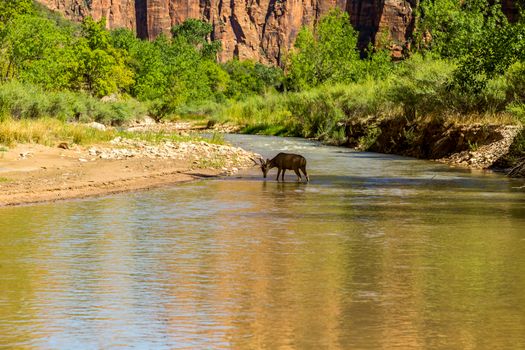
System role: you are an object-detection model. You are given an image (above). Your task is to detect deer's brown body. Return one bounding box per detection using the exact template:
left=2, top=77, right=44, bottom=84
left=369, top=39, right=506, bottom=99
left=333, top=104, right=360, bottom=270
left=257, top=152, right=309, bottom=182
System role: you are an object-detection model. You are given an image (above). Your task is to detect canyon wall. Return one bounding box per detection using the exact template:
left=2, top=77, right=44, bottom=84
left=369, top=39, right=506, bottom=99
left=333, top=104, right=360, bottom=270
left=37, top=0, right=518, bottom=64
left=37, top=0, right=137, bottom=30
left=36, top=0, right=417, bottom=63
left=34, top=0, right=520, bottom=64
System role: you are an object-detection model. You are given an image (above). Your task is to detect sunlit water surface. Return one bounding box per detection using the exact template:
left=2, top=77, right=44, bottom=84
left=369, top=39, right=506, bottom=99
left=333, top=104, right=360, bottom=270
left=1, top=135, right=524, bottom=349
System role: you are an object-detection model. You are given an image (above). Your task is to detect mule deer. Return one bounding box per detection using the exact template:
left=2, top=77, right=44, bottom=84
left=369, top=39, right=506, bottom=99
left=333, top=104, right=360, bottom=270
left=254, top=153, right=309, bottom=182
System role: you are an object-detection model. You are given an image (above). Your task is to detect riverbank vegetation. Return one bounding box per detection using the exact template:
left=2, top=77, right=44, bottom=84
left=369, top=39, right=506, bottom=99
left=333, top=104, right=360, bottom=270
left=214, top=3, right=525, bottom=145
left=0, top=0, right=524, bottom=160
left=0, top=118, right=114, bottom=146
left=213, top=54, right=523, bottom=144
left=0, top=0, right=282, bottom=125
left=0, top=117, right=225, bottom=148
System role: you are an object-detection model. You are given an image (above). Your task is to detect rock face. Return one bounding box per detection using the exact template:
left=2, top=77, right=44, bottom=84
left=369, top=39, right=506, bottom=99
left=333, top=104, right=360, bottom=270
left=36, top=0, right=417, bottom=64
left=347, top=0, right=417, bottom=58
left=36, top=0, right=518, bottom=64
left=37, top=0, right=137, bottom=30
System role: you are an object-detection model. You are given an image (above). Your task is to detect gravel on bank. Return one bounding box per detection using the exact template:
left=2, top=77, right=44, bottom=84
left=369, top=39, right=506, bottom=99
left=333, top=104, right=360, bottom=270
left=0, top=136, right=261, bottom=207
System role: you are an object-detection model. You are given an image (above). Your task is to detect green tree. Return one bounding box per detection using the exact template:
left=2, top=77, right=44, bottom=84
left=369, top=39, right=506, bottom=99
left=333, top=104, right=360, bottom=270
left=82, top=16, right=110, bottom=50
left=75, top=17, right=133, bottom=96
left=222, top=59, right=284, bottom=98
left=417, top=0, right=492, bottom=58
left=454, top=15, right=525, bottom=93
left=287, top=9, right=368, bottom=90
left=417, top=0, right=525, bottom=93
left=110, top=29, right=168, bottom=100
left=2, top=15, right=133, bottom=96
left=110, top=19, right=227, bottom=107
left=0, top=0, right=33, bottom=33
left=171, top=18, right=221, bottom=59
left=1, top=15, right=65, bottom=80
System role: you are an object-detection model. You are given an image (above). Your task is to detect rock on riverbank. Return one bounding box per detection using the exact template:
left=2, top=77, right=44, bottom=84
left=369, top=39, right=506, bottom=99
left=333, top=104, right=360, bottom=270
left=438, top=125, right=522, bottom=169
left=87, top=137, right=260, bottom=175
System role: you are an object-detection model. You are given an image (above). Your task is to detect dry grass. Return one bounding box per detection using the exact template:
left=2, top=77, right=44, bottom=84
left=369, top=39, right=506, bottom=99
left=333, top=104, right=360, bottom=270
left=0, top=118, right=116, bottom=146
left=0, top=118, right=227, bottom=148
left=435, top=112, right=521, bottom=126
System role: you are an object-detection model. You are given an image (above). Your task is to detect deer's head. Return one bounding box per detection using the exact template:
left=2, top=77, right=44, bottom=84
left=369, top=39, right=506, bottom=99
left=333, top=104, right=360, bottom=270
left=252, top=157, right=271, bottom=178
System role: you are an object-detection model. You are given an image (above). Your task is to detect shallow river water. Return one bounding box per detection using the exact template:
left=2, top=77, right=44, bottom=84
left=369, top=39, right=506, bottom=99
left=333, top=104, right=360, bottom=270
left=1, top=134, right=525, bottom=349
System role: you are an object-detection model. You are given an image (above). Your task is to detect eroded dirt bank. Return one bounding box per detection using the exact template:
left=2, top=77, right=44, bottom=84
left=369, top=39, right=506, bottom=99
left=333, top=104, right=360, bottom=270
left=0, top=138, right=260, bottom=207
left=343, top=117, right=524, bottom=172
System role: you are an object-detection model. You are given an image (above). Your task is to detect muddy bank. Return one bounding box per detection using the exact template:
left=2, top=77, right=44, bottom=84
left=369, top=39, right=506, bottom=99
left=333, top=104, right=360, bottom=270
left=343, top=116, right=524, bottom=173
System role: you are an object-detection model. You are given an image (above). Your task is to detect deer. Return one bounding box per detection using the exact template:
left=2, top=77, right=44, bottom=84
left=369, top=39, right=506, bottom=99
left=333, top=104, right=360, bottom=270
left=253, top=153, right=309, bottom=182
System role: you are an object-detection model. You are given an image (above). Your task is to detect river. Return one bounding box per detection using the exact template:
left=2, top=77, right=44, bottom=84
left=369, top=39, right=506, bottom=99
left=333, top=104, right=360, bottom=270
left=1, top=134, right=524, bottom=349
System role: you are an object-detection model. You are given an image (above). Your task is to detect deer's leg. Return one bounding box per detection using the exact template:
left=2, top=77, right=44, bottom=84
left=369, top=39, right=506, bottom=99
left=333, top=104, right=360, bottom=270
left=276, top=168, right=281, bottom=181
left=294, top=169, right=302, bottom=181
left=301, top=166, right=309, bottom=182
left=281, top=169, right=286, bottom=181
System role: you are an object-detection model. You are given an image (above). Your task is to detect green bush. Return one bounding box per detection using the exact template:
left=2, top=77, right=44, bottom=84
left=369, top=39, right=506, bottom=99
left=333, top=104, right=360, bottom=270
left=0, top=81, right=146, bottom=124
left=504, top=61, right=525, bottom=102
left=387, top=55, right=455, bottom=119
left=507, top=103, right=525, bottom=124
left=222, top=59, right=284, bottom=98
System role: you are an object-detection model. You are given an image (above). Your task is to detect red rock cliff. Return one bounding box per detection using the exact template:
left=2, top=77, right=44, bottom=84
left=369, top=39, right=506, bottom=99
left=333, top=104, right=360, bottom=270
left=35, top=0, right=417, bottom=63
left=37, top=0, right=137, bottom=30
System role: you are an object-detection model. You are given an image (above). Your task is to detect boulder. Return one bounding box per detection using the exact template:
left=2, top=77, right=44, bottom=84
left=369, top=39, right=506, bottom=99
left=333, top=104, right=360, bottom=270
left=88, top=122, right=106, bottom=131
left=100, top=94, right=118, bottom=102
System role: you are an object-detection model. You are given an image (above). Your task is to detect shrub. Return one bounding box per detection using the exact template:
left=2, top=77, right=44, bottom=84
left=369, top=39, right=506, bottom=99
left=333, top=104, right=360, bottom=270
left=0, top=117, right=115, bottom=146
left=387, top=55, right=456, bottom=119
left=0, top=81, right=146, bottom=124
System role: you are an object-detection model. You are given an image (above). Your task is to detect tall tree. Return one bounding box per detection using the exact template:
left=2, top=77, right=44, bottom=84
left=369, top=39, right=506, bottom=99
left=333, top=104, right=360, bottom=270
left=287, top=9, right=369, bottom=90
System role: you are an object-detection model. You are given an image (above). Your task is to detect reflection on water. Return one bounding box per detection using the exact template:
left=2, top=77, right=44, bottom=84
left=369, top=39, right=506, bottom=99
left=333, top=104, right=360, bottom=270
left=1, top=135, right=524, bottom=349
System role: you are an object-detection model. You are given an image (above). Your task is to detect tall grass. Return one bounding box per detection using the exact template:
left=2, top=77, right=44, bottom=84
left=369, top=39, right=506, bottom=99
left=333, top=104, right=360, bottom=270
left=0, top=118, right=227, bottom=147
left=0, top=118, right=117, bottom=146
left=213, top=81, right=396, bottom=144
left=0, top=81, right=147, bottom=125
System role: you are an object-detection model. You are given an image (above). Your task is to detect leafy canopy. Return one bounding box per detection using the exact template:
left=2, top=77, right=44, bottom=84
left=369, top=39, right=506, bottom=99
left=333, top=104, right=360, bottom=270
left=287, top=9, right=392, bottom=90
left=418, top=0, right=525, bottom=93
left=0, top=0, right=34, bottom=32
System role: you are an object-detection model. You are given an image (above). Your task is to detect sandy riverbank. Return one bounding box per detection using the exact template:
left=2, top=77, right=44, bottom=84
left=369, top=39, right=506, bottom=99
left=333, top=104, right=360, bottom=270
left=0, top=139, right=259, bottom=207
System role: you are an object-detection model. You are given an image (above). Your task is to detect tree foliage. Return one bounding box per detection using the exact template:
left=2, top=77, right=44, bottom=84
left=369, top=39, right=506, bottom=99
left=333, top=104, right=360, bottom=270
left=418, top=0, right=525, bottom=93
left=222, top=60, right=284, bottom=98
left=287, top=9, right=361, bottom=89
left=287, top=9, right=392, bottom=90
left=2, top=0, right=525, bottom=124
left=0, top=0, right=34, bottom=33
left=171, top=19, right=221, bottom=59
